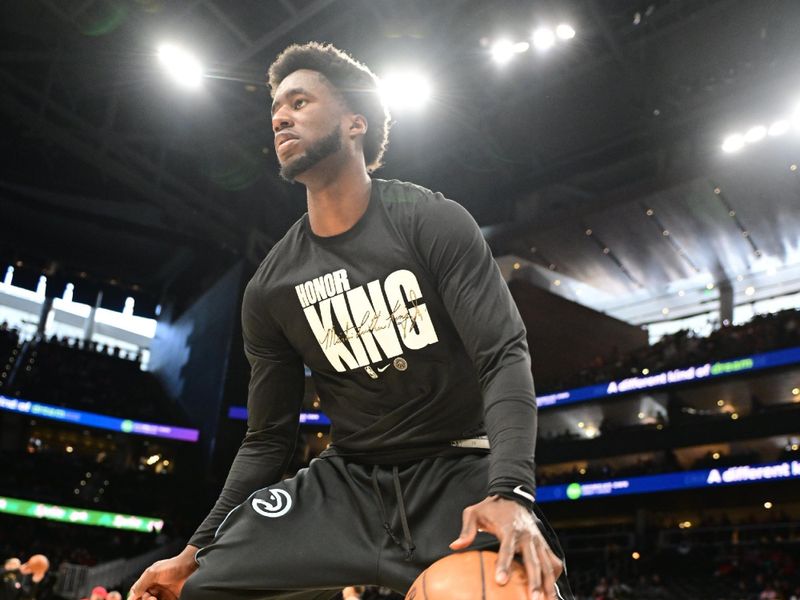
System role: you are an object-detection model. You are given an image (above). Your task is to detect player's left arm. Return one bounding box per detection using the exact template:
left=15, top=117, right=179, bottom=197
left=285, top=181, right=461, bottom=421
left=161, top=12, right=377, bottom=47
left=411, top=194, right=562, bottom=599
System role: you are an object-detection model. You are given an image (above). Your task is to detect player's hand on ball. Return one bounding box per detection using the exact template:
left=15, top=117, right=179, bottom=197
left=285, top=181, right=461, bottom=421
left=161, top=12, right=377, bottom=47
left=449, top=496, right=563, bottom=600
left=129, top=546, right=199, bottom=600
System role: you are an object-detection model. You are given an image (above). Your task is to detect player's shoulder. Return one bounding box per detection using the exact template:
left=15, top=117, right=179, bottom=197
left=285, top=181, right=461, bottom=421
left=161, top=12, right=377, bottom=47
left=247, top=215, right=306, bottom=294
left=374, top=178, right=468, bottom=222
left=374, top=177, right=438, bottom=205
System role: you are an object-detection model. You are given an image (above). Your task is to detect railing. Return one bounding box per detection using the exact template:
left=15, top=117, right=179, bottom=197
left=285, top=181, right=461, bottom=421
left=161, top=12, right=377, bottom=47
left=55, top=540, right=183, bottom=600
left=657, top=521, right=800, bottom=549
left=560, top=531, right=635, bottom=555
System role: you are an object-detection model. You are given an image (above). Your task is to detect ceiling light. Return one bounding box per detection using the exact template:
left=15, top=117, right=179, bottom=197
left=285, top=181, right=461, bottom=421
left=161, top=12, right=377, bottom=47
left=491, top=39, right=516, bottom=64
left=157, top=43, right=203, bottom=89
left=745, top=286, right=755, bottom=296
left=555, top=24, right=576, bottom=40
left=721, top=134, right=744, bottom=153
left=378, top=71, right=432, bottom=110
left=744, top=126, right=767, bottom=143
left=768, top=120, right=790, bottom=136
left=532, top=28, right=556, bottom=51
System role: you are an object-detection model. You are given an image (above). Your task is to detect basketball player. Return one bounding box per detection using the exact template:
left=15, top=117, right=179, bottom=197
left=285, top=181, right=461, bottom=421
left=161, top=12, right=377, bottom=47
left=130, top=42, right=572, bottom=600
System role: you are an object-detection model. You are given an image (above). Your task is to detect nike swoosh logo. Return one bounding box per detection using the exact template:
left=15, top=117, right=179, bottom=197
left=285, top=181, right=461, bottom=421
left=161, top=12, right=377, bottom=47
left=513, top=485, right=535, bottom=504
left=376, top=364, right=391, bottom=372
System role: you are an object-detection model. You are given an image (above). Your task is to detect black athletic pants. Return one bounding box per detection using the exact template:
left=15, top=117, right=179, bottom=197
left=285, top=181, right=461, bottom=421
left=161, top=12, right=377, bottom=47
left=182, top=454, right=573, bottom=599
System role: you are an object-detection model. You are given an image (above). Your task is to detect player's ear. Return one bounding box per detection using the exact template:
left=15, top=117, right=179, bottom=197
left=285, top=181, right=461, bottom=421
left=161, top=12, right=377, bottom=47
left=349, top=114, right=368, bottom=138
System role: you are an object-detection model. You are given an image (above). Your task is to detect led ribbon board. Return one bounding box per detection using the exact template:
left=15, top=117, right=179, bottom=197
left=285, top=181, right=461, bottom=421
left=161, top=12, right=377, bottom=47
left=0, top=496, right=164, bottom=532
left=535, top=460, right=800, bottom=503
left=536, top=345, right=800, bottom=409
left=228, top=406, right=331, bottom=425
left=0, top=395, right=199, bottom=442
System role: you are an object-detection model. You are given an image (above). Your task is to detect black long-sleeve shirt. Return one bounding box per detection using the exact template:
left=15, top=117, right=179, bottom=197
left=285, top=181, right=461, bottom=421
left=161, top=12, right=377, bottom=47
left=189, top=179, right=538, bottom=548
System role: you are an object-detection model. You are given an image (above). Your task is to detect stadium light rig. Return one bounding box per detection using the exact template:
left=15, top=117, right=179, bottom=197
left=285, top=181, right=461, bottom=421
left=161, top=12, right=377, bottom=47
left=377, top=71, right=432, bottom=111
left=532, top=27, right=556, bottom=51
left=721, top=101, right=800, bottom=153
left=157, top=43, right=204, bottom=89
left=491, top=39, right=528, bottom=65
left=488, top=23, right=576, bottom=66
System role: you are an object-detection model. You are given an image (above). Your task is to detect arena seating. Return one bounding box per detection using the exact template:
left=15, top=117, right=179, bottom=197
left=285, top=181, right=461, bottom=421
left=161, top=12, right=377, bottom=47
left=7, top=335, right=187, bottom=424
left=0, top=322, right=21, bottom=390
left=539, top=308, right=800, bottom=393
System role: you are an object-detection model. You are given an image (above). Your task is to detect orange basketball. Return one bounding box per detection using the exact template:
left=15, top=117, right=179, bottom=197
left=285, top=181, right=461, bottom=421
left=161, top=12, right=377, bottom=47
left=405, top=551, right=528, bottom=600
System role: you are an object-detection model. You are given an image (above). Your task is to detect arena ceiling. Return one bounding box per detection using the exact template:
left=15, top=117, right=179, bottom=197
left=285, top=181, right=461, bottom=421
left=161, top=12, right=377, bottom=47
left=1, top=0, right=799, bottom=322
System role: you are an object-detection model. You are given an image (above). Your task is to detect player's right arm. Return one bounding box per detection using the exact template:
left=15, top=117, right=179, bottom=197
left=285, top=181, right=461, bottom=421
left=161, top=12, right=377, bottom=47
left=130, top=279, right=305, bottom=600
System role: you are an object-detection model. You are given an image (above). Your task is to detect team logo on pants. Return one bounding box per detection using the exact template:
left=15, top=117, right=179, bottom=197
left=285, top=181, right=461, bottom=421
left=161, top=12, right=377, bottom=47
left=251, top=489, right=292, bottom=518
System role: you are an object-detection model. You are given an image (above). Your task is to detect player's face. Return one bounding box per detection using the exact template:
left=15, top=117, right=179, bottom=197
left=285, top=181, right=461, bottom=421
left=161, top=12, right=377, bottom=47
left=271, top=69, right=346, bottom=182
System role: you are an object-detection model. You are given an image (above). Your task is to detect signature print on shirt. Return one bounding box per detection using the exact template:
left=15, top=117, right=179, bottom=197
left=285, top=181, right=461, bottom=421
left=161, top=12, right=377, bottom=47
left=295, top=268, right=439, bottom=373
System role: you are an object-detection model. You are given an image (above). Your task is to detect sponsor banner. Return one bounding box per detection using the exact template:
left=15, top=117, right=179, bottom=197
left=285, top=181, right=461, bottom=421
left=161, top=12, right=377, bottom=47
left=0, top=395, right=199, bottom=442
left=536, top=345, right=800, bottom=409
left=536, top=460, right=800, bottom=503
left=0, top=495, right=164, bottom=532
left=227, top=406, right=331, bottom=426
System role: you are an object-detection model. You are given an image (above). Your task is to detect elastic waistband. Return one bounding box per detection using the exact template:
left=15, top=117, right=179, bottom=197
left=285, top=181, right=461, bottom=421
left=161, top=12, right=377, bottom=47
left=320, top=437, right=491, bottom=465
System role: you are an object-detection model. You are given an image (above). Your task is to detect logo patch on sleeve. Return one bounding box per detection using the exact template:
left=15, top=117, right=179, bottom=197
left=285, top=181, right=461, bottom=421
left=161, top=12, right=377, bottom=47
left=252, top=488, right=293, bottom=518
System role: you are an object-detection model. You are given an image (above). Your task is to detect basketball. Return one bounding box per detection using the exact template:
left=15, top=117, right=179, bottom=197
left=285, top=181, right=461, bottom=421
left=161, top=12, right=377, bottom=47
left=405, top=551, right=529, bottom=600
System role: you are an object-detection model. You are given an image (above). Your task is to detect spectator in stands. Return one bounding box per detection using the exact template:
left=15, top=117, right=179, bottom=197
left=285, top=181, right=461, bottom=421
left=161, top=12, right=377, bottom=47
left=1, top=558, right=23, bottom=600
left=592, top=576, right=609, bottom=599
left=2, top=559, right=20, bottom=572
left=759, top=580, right=779, bottom=599
left=18, top=554, right=53, bottom=600
left=342, top=586, right=363, bottom=599
left=89, top=586, right=107, bottom=600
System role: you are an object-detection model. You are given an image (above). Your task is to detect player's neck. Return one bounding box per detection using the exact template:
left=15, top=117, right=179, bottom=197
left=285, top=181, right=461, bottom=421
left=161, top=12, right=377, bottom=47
left=304, top=159, right=371, bottom=238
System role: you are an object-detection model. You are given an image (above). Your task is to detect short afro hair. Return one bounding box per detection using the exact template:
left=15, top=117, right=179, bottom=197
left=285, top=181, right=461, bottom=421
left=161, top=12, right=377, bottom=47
left=268, top=42, right=391, bottom=172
